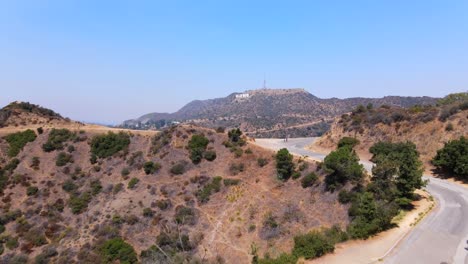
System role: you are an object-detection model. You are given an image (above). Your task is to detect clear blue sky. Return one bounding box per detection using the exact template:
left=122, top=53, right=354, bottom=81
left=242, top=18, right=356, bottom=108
left=1, top=1, right=467, bottom=124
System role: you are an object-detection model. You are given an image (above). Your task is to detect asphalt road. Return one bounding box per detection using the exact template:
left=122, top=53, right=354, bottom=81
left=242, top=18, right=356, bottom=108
left=254, top=137, right=468, bottom=264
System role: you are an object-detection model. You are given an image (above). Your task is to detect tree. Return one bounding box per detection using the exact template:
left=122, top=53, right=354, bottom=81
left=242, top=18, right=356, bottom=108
left=323, top=147, right=364, bottom=190
left=432, top=136, right=467, bottom=179
left=228, top=128, right=243, bottom=143
left=188, top=134, right=209, bottom=164
left=337, top=137, right=360, bottom=149
left=370, top=141, right=425, bottom=199
left=275, top=148, right=294, bottom=181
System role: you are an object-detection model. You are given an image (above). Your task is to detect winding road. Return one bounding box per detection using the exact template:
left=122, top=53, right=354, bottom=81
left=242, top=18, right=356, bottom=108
left=254, top=137, right=468, bottom=264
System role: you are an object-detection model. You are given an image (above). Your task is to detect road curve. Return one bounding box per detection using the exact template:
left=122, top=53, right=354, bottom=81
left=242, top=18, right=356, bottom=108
left=254, top=137, right=468, bottom=264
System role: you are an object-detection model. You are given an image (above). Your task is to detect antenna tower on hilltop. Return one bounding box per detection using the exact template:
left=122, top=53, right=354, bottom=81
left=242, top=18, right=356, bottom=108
left=263, top=74, right=267, bottom=89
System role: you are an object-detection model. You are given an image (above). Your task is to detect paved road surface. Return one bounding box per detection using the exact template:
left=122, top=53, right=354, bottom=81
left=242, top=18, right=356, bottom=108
left=254, top=137, right=468, bottom=264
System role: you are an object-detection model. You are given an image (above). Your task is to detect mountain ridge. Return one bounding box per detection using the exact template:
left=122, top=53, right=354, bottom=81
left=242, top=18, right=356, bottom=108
left=122, top=89, right=438, bottom=137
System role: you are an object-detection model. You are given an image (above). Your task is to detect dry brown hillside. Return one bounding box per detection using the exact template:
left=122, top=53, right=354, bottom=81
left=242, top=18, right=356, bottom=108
left=0, top=117, right=348, bottom=263
left=315, top=99, right=468, bottom=164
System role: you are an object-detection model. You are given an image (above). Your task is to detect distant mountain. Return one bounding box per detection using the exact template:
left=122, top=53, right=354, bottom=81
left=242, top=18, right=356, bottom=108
left=122, top=89, right=438, bottom=137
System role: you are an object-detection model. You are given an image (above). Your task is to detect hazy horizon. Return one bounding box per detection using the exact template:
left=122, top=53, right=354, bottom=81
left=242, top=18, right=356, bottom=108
left=1, top=1, right=467, bottom=124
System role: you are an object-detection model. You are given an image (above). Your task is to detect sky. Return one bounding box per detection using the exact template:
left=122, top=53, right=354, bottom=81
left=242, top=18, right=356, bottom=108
left=1, top=1, right=467, bottom=124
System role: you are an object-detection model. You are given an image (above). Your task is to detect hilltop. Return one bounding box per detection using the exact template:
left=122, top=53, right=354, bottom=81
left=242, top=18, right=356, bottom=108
left=121, top=89, right=437, bottom=138
left=0, top=103, right=348, bottom=263
left=0, top=102, right=73, bottom=128
left=315, top=93, right=468, bottom=164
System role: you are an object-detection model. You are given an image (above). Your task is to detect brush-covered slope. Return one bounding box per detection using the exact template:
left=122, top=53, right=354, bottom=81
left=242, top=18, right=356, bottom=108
left=316, top=93, right=468, bottom=163
left=0, top=102, right=75, bottom=128
left=0, top=120, right=348, bottom=263
left=122, top=89, right=437, bottom=138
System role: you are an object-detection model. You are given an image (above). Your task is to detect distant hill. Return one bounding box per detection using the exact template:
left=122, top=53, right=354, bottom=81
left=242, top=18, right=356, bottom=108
left=121, top=89, right=438, bottom=137
left=315, top=92, right=468, bottom=163
left=0, top=101, right=72, bottom=128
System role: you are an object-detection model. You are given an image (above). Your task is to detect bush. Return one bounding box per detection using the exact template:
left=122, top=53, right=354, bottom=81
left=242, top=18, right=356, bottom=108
left=42, top=128, right=74, bottom=152
left=292, top=231, right=335, bottom=259
left=4, top=130, right=37, bottom=157
left=257, top=158, right=269, bottom=167
left=113, top=183, right=124, bottom=194
left=337, top=137, right=360, bottom=149
left=170, top=162, right=186, bottom=175
left=30, top=157, right=40, bottom=170
left=276, top=148, right=294, bottom=181
left=196, top=176, right=222, bottom=203
left=143, top=161, right=161, bottom=175
left=292, top=172, right=301, bottom=180
left=90, top=180, right=102, bottom=195
left=37, top=127, right=43, bottom=134
left=188, top=134, right=209, bottom=164
left=174, top=206, right=197, bottom=225
left=90, top=132, right=130, bottom=158
left=128, top=178, right=139, bottom=189
left=99, top=238, right=138, bottom=264
left=69, top=192, right=92, bottom=214
left=223, top=178, right=240, bottom=186
left=301, top=173, right=318, bottom=188
left=229, top=163, right=245, bottom=175
left=26, top=186, right=39, bottom=196
left=142, top=208, right=154, bottom=217
left=62, top=180, right=77, bottom=193
left=121, top=168, right=130, bottom=178
left=228, top=128, right=243, bottom=144
left=56, top=152, right=73, bottom=167
left=155, top=199, right=171, bottom=210
left=203, top=150, right=217, bottom=161
left=432, top=136, right=467, bottom=179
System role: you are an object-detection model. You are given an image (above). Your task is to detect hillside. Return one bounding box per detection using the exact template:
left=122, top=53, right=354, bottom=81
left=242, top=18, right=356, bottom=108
left=315, top=93, right=468, bottom=164
left=0, top=105, right=349, bottom=263
left=122, top=89, right=437, bottom=138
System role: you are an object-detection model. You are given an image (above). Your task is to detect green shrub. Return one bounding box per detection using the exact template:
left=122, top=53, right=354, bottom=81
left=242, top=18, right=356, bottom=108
left=128, top=178, right=139, bottom=189
left=188, top=134, right=209, bottom=164
left=229, top=163, right=245, bottom=175
left=155, top=199, right=171, bottom=210
left=26, top=186, right=39, bottom=196
left=4, top=130, right=37, bottom=157
left=5, top=236, right=19, bottom=249
left=42, top=128, right=74, bottom=152
left=90, top=180, right=102, bottom=195
left=121, top=168, right=130, bottom=179
left=143, top=161, right=161, bottom=175
left=223, top=178, right=241, bottom=186
left=337, top=137, right=360, bottom=149
left=197, top=176, right=222, bottom=203
left=30, top=157, right=40, bottom=170
left=174, top=206, right=197, bottom=225
left=432, top=136, right=467, bottom=178
left=292, top=231, right=335, bottom=259
left=276, top=148, right=294, bottom=181
left=113, top=183, right=124, bottom=194
left=56, top=152, right=73, bottom=167
left=37, top=127, right=44, bottom=134
left=62, top=180, right=77, bottom=193
left=301, top=173, right=318, bottom=188
left=170, top=162, right=186, bottom=175
left=99, top=238, right=138, bottom=264
left=257, top=158, right=269, bottom=167
left=203, top=150, right=217, bottom=161
left=292, top=172, right=301, bottom=180
left=90, top=132, right=130, bottom=158
left=142, top=208, right=154, bottom=217
left=228, top=128, right=244, bottom=144
left=68, top=192, right=92, bottom=214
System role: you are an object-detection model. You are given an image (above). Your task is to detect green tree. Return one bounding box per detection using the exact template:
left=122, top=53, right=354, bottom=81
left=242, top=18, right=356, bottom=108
left=275, top=148, right=294, bottom=181
left=432, top=136, right=467, bottom=179
left=370, top=141, right=425, bottom=199
left=337, top=137, right=360, bottom=149
left=90, top=132, right=130, bottom=158
left=323, top=147, right=364, bottom=190
left=99, top=238, right=138, bottom=264
left=187, top=134, right=209, bottom=164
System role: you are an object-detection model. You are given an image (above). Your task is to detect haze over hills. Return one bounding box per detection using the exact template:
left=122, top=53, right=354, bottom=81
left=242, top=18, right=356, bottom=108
left=122, top=89, right=438, bottom=138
